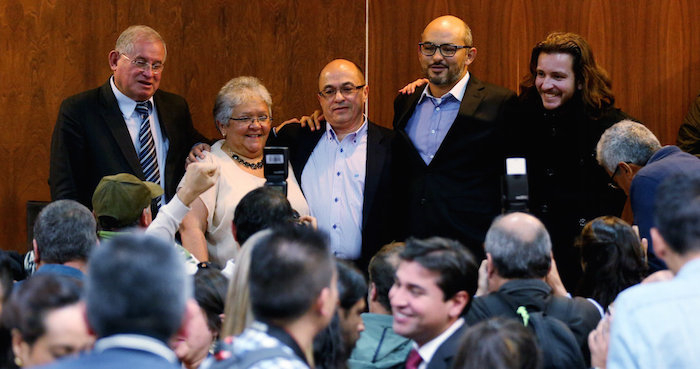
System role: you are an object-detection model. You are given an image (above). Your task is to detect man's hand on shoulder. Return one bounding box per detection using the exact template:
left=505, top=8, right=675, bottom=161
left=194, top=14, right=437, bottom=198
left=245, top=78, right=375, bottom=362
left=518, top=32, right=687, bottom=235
left=186, top=143, right=212, bottom=169
left=178, top=162, right=219, bottom=206
left=398, top=78, right=429, bottom=95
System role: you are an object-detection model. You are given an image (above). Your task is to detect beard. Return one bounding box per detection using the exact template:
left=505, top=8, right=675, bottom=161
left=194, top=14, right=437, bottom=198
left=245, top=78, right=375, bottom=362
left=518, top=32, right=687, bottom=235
left=423, top=62, right=462, bottom=87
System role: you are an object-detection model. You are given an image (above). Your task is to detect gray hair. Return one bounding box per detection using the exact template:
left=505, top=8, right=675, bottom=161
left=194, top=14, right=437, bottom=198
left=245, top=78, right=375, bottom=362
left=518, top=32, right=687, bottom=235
left=33, top=200, right=97, bottom=264
left=115, top=25, right=167, bottom=63
left=596, top=120, right=661, bottom=172
left=213, top=76, right=272, bottom=132
left=484, top=213, right=552, bottom=279
left=86, top=233, right=190, bottom=341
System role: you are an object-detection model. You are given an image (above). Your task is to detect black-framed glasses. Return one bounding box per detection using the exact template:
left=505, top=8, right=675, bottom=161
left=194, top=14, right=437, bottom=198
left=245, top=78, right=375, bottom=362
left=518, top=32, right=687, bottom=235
left=318, top=84, right=366, bottom=99
left=608, top=164, right=625, bottom=189
left=228, top=115, right=271, bottom=125
left=121, top=54, right=164, bottom=74
left=419, top=42, right=471, bottom=57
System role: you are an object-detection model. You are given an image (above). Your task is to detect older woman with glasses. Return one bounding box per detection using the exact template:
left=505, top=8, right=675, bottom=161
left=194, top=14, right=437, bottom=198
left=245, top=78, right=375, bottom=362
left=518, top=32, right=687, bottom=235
left=179, top=77, right=309, bottom=267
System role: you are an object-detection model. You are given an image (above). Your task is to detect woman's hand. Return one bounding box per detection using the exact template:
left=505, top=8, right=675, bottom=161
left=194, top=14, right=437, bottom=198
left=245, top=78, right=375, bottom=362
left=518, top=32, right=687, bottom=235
left=276, top=110, right=324, bottom=133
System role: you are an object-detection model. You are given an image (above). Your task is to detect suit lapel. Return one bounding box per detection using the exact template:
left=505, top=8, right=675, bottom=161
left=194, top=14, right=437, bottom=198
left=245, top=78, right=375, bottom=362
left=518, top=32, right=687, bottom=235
left=362, top=122, right=387, bottom=229
left=99, top=82, right=144, bottom=177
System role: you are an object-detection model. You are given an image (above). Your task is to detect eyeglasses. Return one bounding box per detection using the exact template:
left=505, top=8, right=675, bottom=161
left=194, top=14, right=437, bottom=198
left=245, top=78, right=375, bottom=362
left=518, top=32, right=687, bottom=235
left=419, top=42, right=471, bottom=57
left=318, top=84, right=365, bottom=99
left=608, top=164, right=623, bottom=189
left=121, top=54, right=164, bottom=75
left=228, top=115, right=271, bottom=125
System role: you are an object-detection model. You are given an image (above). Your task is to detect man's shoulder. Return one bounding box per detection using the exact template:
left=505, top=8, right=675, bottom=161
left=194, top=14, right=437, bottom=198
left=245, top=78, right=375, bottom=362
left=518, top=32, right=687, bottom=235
left=42, top=348, right=180, bottom=369
left=153, top=88, right=188, bottom=105
left=210, top=327, right=307, bottom=369
left=61, top=82, right=110, bottom=108
left=469, top=76, right=517, bottom=99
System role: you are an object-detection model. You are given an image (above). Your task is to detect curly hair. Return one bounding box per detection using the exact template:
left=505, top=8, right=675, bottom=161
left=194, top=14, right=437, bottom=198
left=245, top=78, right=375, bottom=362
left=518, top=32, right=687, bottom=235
left=520, top=32, right=615, bottom=118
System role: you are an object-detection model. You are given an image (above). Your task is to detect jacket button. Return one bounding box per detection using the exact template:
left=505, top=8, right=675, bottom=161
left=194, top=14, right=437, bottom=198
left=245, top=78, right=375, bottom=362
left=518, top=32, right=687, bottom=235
left=545, top=169, right=554, bottom=177
left=540, top=204, right=549, bottom=213
left=420, top=198, right=427, bottom=205
left=579, top=218, right=587, bottom=227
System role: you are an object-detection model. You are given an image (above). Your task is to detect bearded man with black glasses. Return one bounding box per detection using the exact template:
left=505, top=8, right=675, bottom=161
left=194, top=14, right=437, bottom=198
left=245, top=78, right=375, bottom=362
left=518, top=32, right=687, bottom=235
left=391, top=15, right=518, bottom=261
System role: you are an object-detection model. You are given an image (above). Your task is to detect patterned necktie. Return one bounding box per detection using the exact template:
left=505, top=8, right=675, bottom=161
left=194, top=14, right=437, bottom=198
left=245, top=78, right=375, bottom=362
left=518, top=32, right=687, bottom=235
left=405, top=348, right=422, bottom=369
left=135, top=101, right=161, bottom=207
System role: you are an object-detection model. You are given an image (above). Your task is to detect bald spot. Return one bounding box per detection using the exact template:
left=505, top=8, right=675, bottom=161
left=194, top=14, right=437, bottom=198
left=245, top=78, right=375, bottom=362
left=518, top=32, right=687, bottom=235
left=493, top=213, right=545, bottom=245
left=421, top=15, right=471, bottom=46
left=318, top=59, right=365, bottom=90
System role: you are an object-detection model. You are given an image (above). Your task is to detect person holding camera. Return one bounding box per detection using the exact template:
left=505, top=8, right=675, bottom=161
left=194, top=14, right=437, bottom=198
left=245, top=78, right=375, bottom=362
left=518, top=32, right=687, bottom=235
left=179, top=77, right=309, bottom=267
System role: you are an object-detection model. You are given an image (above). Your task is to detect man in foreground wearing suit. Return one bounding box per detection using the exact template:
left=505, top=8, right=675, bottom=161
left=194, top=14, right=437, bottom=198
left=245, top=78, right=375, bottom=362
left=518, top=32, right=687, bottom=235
left=389, top=237, right=478, bottom=369
left=269, top=59, right=393, bottom=270
left=391, top=16, right=517, bottom=260
left=50, top=25, right=207, bottom=209
left=43, top=233, right=196, bottom=369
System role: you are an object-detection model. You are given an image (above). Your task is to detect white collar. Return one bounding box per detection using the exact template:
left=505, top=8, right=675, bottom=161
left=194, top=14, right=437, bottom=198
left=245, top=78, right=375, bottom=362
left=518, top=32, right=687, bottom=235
left=94, top=334, right=178, bottom=363
left=414, top=318, right=464, bottom=364
left=110, top=76, right=155, bottom=117
left=418, top=71, right=470, bottom=104
left=324, top=116, right=368, bottom=143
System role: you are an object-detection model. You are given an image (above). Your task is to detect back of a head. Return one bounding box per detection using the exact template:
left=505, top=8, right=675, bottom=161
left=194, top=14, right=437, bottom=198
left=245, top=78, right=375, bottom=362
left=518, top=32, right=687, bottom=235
left=575, top=216, right=647, bottom=307
left=92, top=173, right=162, bottom=231
left=2, top=274, right=82, bottom=345
left=194, top=266, right=229, bottom=336
left=233, top=187, right=296, bottom=245
left=453, top=317, right=541, bottom=369
left=400, top=237, right=478, bottom=312
left=368, top=242, right=405, bottom=312
left=86, top=233, right=188, bottom=342
left=33, top=200, right=97, bottom=264
left=654, top=172, right=700, bottom=255
left=485, top=213, right=552, bottom=279
left=596, top=120, right=661, bottom=173
left=249, top=225, right=333, bottom=324
left=336, top=261, right=367, bottom=311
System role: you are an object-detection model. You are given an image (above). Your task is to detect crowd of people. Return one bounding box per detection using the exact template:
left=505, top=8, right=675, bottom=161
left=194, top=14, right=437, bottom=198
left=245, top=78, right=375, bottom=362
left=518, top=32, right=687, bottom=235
left=0, top=13, right=699, bottom=369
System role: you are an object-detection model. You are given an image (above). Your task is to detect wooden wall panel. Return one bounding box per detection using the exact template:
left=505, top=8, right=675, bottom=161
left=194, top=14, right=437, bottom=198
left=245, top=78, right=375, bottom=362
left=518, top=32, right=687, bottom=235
left=0, top=0, right=364, bottom=252
left=367, top=0, right=700, bottom=147
left=1, top=0, right=698, bottom=253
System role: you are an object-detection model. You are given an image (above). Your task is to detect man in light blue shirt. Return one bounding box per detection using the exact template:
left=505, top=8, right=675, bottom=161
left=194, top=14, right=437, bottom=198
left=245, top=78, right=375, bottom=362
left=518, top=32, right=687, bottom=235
left=607, top=172, right=700, bottom=369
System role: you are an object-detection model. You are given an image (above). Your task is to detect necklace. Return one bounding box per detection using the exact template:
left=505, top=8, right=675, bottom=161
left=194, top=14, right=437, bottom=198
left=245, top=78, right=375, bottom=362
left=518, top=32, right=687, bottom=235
left=230, top=153, right=263, bottom=169
left=222, top=144, right=264, bottom=169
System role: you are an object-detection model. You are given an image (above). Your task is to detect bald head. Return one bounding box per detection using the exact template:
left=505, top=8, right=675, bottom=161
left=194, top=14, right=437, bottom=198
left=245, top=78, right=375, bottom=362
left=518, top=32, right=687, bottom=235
left=316, top=59, right=367, bottom=135
left=485, top=212, right=552, bottom=279
left=422, top=15, right=472, bottom=47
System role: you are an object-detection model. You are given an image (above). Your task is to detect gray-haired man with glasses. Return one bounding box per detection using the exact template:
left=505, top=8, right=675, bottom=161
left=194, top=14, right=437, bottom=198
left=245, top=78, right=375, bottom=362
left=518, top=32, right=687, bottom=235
left=50, top=25, right=208, bottom=211
left=391, top=15, right=518, bottom=262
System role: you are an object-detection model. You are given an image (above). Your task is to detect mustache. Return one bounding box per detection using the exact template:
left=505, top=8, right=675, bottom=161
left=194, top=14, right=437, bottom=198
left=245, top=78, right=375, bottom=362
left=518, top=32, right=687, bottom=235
left=429, top=62, right=448, bottom=68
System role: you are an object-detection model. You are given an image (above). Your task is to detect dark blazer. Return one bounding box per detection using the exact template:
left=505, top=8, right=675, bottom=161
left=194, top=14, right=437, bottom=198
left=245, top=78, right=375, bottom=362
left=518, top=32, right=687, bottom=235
left=391, top=76, right=517, bottom=259
left=425, top=323, right=467, bottom=369
left=268, top=120, right=393, bottom=269
left=49, top=80, right=208, bottom=208
left=42, top=347, right=180, bottom=369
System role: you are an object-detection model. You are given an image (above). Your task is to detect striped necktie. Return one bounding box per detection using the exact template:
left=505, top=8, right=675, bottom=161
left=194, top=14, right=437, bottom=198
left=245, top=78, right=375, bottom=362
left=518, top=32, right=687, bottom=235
left=135, top=101, right=161, bottom=207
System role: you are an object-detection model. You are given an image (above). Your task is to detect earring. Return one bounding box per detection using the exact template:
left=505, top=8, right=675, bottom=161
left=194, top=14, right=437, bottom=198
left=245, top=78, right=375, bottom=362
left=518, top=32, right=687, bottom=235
left=14, top=356, right=23, bottom=367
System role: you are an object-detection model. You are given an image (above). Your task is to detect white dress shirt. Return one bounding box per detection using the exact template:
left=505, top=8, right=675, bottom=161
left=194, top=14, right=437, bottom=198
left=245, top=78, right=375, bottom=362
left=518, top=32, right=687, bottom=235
left=301, top=119, right=368, bottom=259
left=415, top=318, right=464, bottom=369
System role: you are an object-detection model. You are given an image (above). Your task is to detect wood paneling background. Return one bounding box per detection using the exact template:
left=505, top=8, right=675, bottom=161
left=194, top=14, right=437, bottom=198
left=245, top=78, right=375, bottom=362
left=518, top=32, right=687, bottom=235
left=1, top=0, right=698, bottom=253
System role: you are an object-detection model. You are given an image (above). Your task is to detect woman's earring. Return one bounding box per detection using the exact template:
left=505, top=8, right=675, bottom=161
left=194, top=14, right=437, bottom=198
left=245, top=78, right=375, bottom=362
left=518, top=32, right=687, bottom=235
left=14, top=356, right=23, bottom=367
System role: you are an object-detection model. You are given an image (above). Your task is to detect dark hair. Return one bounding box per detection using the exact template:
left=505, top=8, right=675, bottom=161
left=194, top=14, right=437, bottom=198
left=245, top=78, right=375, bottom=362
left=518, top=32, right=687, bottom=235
left=654, top=172, right=700, bottom=255
left=453, top=317, right=542, bottom=369
left=520, top=32, right=614, bottom=118
left=249, top=225, right=334, bottom=323
left=233, top=187, right=297, bottom=244
left=1, top=274, right=82, bottom=345
left=86, top=233, right=188, bottom=342
left=313, top=313, right=345, bottom=369
left=368, top=242, right=405, bottom=312
left=575, top=216, right=647, bottom=308
left=194, top=266, right=229, bottom=336
left=337, top=260, right=367, bottom=311
left=400, top=237, right=478, bottom=313
left=33, top=200, right=97, bottom=264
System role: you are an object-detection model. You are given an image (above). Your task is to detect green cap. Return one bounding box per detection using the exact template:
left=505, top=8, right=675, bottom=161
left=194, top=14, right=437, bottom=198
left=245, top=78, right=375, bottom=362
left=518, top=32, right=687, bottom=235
left=92, top=173, right=163, bottom=228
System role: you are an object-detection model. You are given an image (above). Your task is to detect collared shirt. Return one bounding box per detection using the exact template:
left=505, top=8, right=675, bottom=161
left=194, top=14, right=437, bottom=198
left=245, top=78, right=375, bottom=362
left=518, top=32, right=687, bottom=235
left=414, top=318, right=464, bottom=369
left=110, top=77, right=168, bottom=204
left=405, top=72, right=470, bottom=165
left=301, top=119, right=368, bottom=259
left=607, top=258, right=700, bottom=369
left=94, top=334, right=178, bottom=364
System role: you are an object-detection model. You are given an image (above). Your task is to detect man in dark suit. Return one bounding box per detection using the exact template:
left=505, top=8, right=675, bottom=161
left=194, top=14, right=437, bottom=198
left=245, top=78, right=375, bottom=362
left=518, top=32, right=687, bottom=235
left=42, top=233, right=197, bottom=369
left=392, top=16, right=517, bottom=260
left=50, top=25, right=207, bottom=210
left=269, top=59, right=393, bottom=270
left=389, top=237, right=478, bottom=369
